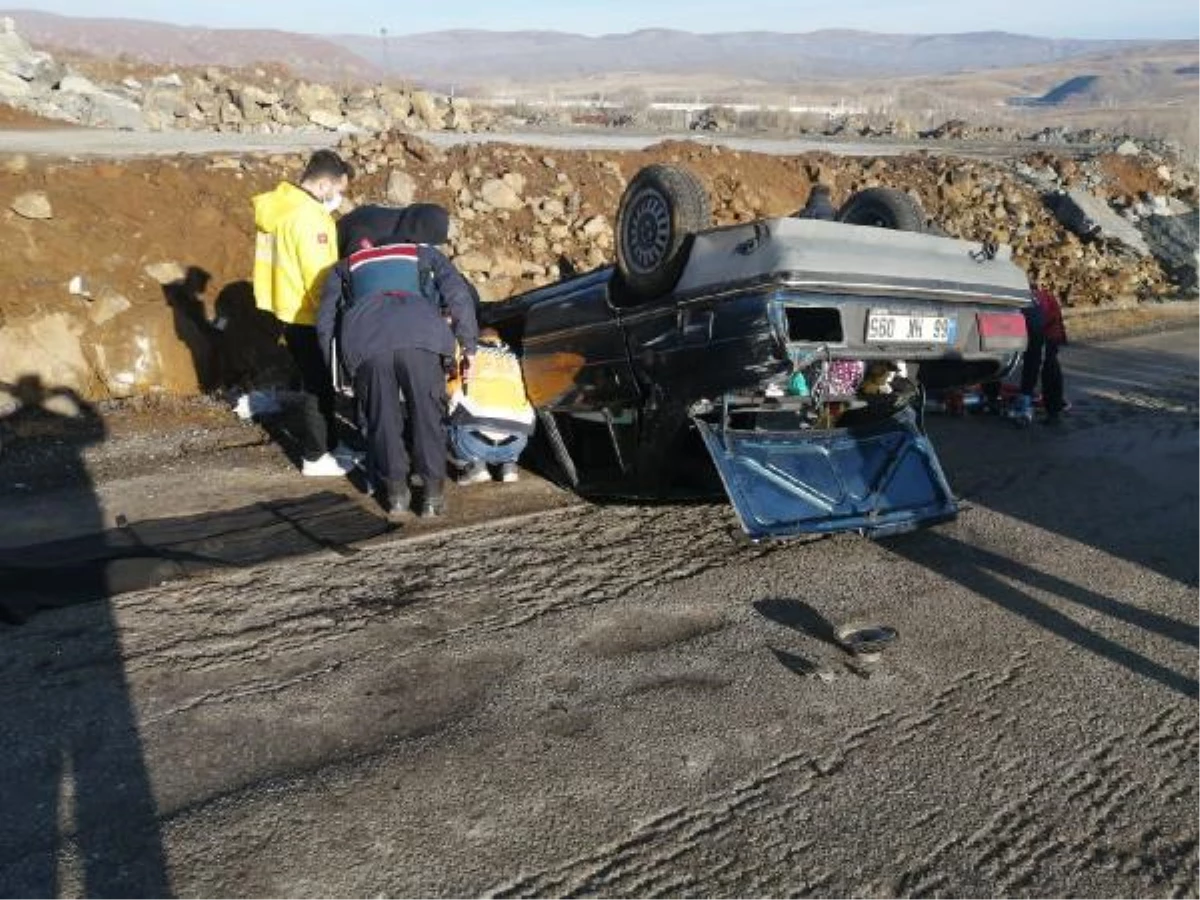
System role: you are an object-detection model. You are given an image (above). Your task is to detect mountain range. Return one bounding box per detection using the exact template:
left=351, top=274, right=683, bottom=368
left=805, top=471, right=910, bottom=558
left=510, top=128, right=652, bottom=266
left=2, top=8, right=1192, bottom=93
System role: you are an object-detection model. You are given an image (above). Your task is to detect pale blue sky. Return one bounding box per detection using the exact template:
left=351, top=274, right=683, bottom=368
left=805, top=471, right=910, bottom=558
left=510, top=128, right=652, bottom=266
left=8, top=0, right=1199, bottom=38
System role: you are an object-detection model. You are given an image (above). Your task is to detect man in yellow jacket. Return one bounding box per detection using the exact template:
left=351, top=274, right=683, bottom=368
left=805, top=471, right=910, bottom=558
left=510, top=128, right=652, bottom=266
left=253, top=149, right=356, bottom=476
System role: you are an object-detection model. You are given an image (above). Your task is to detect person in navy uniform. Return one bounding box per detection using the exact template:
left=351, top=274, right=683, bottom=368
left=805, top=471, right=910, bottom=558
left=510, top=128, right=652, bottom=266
left=318, top=204, right=478, bottom=519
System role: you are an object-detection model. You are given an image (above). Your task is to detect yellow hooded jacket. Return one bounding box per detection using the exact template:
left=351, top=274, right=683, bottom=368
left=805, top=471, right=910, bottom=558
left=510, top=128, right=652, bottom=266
left=252, top=182, right=338, bottom=326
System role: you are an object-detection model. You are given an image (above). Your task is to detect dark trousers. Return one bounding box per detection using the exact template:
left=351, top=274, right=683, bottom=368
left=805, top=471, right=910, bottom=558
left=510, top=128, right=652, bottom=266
left=1020, top=330, right=1065, bottom=415
left=283, top=323, right=338, bottom=462
left=355, top=347, right=448, bottom=486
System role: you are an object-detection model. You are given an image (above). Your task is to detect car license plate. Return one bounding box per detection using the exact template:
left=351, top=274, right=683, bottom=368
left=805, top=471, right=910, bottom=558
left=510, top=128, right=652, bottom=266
left=866, top=311, right=955, bottom=343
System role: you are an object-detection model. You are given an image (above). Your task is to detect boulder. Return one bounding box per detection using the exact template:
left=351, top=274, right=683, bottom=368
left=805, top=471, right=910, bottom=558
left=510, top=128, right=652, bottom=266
left=289, top=81, right=340, bottom=115
left=1115, top=140, right=1141, bottom=156
left=57, top=73, right=103, bottom=95
left=479, top=177, right=523, bottom=211
left=308, top=109, right=344, bottom=130
left=580, top=215, right=608, bottom=238
left=143, top=261, right=188, bottom=285
left=9, top=52, right=64, bottom=91
left=10, top=190, right=52, bottom=219
left=57, top=89, right=145, bottom=130
left=0, top=16, right=36, bottom=73
left=87, top=287, right=133, bottom=327
left=385, top=169, right=417, bottom=205
left=1140, top=210, right=1199, bottom=295
left=0, top=69, right=29, bottom=98
left=453, top=250, right=492, bottom=274
left=345, top=107, right=386, bottom=132
left=142, top=86, right=188, bottom=120
left=152, top=73, right=184, bottom=89
left=89, top=303, right=205, bottom=397
left=377, top=90, right=412, bottom=123
left=0, top=312, right=93, bottom=396
left=1049, top=189, right=1151, bottom=256
left=410, top=90, right=443, bottom=129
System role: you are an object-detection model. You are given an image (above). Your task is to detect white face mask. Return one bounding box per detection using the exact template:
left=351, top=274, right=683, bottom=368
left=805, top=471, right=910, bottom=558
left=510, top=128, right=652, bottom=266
left=323, top=192, right=343, bottom=213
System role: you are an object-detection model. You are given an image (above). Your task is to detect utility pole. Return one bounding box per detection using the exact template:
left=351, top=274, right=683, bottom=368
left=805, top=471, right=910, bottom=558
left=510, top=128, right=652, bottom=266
left=379, top=27, right=390, bottom=83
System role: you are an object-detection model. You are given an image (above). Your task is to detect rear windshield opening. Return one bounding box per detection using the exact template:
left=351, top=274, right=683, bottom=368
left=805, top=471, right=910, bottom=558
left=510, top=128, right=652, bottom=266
left=785, top=307, right=843, bottom=342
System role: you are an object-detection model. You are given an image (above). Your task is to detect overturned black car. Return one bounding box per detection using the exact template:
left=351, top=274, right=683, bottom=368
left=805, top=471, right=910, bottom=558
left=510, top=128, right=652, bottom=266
left=481, top=164, right=1032, bottom=540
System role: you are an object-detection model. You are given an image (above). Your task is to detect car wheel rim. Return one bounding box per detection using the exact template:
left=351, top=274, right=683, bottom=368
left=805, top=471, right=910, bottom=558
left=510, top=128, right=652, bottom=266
left=625, top=189, right=671, bottom=273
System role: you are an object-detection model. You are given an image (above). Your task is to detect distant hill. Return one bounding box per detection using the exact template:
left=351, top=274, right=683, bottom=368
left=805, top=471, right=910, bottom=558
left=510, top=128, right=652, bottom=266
left=0, top=8, right=380, bottom=81
left=330, top=28, right=1189, bottom=88
left=0, top=9, right=1192, bottom=100
left=1011, top=57, right=1199, bottom=106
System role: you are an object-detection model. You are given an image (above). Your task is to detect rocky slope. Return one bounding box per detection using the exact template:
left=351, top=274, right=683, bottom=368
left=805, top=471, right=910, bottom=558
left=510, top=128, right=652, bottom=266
left=0, top=125, right=1195, bottom=403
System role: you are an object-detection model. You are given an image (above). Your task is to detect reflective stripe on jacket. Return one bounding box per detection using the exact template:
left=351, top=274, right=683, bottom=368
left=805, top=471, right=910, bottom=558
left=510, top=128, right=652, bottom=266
left=448, top=343, right=536, bottom=434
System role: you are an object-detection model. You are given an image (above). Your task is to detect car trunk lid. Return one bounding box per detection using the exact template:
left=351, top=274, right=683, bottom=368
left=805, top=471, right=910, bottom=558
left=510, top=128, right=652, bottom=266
left=694, top=406, right=958, bottom=540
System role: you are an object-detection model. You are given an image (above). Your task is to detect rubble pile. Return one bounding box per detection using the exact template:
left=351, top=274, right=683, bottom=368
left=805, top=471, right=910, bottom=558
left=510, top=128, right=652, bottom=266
left=0, top=17, right=484, bottom=135
left=332, top=134, right=1198, bottom=309
left=1, top=127, right=1195, bottom=401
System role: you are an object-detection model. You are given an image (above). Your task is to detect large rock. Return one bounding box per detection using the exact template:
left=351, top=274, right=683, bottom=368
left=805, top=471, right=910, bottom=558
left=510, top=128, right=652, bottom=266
left=57, top=73, right=103, bottom=95
left=377, top=90, right=412, bottom=123
left=0, top=16, right=35, bottom=72
left=410, top=91, right=443, bottom=129
left=58, top=89, right=146, bottom=130
left=308, top=109, right=344, bottom=131
left=478, top=177, right=524, bottom=211
left=9, top=52, right=63, bottom=90
left=385, top=169, right=417, bottom=205
left=0, top=69, right=29, bottom=98
left=89, top=303, right=205, bottom=397
left=10, top=190, right=51, bottom=219
left=142, top=86, right=188, bottom=120
left=0, top=312, right=93, bottom=396
left=289, top=81, right=340, bottom=115
left=346, top=108, right=387, bottom=132
left=1141, top=210, right=1199, bottom=295
left=1049, top=189, right=1151, bottom=256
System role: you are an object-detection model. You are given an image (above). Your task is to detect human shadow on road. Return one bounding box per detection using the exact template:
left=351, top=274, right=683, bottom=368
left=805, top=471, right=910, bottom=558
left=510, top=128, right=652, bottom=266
left=886, top=529, right=1198, bottom=700
left=0, top=375, right=171, bottom=898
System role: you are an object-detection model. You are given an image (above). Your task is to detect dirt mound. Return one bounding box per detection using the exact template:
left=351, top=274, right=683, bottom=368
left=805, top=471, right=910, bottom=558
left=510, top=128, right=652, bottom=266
left=0, top=102, right=75, bottom=128
left=0, top=137, right=1193, bottom=402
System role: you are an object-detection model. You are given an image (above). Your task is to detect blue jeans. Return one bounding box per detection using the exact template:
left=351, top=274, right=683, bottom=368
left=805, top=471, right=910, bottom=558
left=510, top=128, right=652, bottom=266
left=450, top=425, right=528, bottom=466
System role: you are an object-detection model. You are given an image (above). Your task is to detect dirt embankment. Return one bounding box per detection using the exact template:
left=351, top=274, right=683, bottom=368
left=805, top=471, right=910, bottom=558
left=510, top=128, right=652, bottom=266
left=0, top=136, right=1195, bottom=402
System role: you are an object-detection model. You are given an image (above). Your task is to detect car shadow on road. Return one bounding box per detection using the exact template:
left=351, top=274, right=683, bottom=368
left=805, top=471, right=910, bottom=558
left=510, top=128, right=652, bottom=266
left=886, top=529, right=1199, bottom=700
left=0, top=375, right=171, bottom=897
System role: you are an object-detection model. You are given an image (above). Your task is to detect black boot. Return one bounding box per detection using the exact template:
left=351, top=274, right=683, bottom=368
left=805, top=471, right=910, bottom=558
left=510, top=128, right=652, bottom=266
left=419, top=479, right=446, bottom=518
left=383, top=479, right=412, bottom=521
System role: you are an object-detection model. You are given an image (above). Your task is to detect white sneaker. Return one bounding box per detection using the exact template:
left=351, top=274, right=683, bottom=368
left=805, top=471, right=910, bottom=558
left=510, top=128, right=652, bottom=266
left=301, top=452, right=354, bottom=477
left=498, top=462, right=520, bottom=483
left=457, top=462, right=491, bottom=486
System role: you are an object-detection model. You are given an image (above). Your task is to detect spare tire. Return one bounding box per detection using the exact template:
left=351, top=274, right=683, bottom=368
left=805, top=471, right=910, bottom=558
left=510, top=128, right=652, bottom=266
left=615, top=164, right=710, bottom=301
left=837, top=187, right=926, bottom=232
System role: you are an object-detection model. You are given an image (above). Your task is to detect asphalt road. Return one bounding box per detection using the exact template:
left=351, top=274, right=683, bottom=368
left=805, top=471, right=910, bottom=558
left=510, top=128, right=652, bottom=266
left=0, top=326, right=1196, bottom=897
left=0, top=125, right=1081, bottom=160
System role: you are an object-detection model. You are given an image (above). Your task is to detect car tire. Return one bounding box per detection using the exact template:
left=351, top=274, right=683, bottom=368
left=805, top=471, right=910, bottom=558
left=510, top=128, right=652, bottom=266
left=836, top=187, right=926, bottom=232
left=615, top=164, right=711, bottom=301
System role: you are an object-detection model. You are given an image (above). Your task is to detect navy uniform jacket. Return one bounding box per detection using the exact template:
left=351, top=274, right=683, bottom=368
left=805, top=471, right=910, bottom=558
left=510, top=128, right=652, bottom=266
left=317, top=243, right=479, bottom=379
